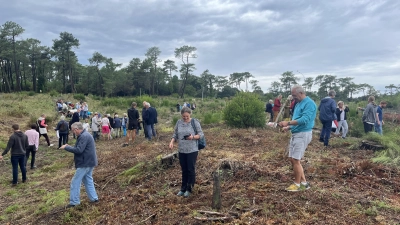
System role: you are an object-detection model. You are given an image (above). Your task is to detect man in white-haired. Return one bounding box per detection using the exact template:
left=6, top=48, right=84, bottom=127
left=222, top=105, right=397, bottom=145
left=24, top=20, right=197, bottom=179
left=279, top=85, right=317, bottom=192
left=143, top=102, right=158, bottom=141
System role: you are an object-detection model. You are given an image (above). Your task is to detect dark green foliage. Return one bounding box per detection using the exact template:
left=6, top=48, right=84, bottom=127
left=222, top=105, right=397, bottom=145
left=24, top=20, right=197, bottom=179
left=223, top=92, right=265, bottom=128
left=203, top=112, right=222, bottom=124
left=73, top=94, right=86, bottom=101
left=49, top=90, right=59, bottom=97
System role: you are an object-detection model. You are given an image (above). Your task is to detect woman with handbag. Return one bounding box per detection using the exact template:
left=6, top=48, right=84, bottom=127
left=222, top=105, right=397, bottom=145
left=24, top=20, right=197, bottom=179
left=169, top=107, right=204, bottom=198
left=37, top=114, right=54, bottom=147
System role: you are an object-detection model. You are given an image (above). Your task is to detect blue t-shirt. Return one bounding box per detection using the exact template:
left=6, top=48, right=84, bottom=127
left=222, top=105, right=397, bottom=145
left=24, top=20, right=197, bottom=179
left=376, top=106, right=383, bottom=122
left=290, top=96, right=317, bottom=133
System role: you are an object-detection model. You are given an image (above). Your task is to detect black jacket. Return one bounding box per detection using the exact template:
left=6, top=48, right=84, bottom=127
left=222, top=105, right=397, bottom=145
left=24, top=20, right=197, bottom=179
left=128, top=108, right=139, bottom=125
left=2, top=131, right=29, bottom=156
left=69, top=112, right=80, bottom=129
left=266, top=103, right=272, bottom=113
left=335, top=107, right=349, bottom=121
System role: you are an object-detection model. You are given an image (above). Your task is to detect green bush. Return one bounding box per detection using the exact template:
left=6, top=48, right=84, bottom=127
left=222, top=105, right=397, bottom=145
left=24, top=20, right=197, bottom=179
left=73, top=94, right=86, bottom=101
left=203, top=112, right=222, bottom=124
left=172, top=116, right=179, bottom=127
left=223, top=92, right=266, bottom=128
left=49, top=90, right=58, bottom=97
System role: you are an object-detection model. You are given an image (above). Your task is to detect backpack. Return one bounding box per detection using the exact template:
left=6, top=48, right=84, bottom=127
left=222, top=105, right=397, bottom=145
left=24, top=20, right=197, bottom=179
left=59, top=121, right=68, bottom=132
left=190, top=118, right=206, bottom=150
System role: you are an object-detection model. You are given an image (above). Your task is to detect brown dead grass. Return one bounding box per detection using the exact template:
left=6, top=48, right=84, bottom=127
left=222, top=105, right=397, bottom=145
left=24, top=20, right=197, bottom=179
left=0, top=123, right=400, bottom=224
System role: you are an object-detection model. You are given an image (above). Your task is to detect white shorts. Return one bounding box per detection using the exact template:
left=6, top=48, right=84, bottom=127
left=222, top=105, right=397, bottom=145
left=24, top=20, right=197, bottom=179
left=288, top=131, right=312, bottom=160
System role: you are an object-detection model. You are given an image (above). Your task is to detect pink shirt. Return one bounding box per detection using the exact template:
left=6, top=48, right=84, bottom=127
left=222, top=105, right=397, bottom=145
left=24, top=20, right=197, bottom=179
left=25, top=129, right=39, bottom=150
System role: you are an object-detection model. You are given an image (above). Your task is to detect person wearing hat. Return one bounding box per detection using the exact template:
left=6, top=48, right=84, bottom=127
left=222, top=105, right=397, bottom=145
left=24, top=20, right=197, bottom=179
left=55, top=115, right=69, bottom=149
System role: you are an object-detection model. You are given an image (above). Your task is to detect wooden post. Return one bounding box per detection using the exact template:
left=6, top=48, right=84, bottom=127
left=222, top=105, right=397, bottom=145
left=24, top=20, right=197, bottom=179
left=212, top=171, right=221, bottom=210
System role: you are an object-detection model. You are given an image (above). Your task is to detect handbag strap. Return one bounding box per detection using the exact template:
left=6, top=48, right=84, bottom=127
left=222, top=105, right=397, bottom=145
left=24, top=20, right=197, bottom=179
left=190, top=118, right=198, bottom=135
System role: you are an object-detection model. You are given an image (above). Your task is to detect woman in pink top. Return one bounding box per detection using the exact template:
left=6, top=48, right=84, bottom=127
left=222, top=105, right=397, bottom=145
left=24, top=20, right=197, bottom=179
left=25, top=124, right=39, bottom=169
left=37, top=114, right=54, bottom=147
left=101, top=116, right=110, bottom=140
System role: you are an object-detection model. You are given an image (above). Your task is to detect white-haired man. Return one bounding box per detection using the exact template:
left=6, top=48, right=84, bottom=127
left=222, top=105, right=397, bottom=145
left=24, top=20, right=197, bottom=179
left=279, top=85, right=317, bottom=191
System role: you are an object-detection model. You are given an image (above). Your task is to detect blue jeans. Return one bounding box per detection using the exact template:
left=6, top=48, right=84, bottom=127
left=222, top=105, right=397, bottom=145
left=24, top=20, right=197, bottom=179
left=122, top=125, right=127, bottom=136
left=70, top=167, right=98, bottom=205
left=92, top=131, right=99, bottom=141
left=11, top=155, right=26, bottom=184
left=83, top=111, right=88, bottom=120
left=375, top=122, right=383, bottom=135
left=320, top=120, right=332, bottom=146
left=146, top=124, right=156, bottom=140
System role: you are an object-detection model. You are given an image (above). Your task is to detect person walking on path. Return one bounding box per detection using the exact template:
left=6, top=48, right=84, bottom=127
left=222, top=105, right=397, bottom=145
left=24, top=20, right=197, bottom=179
left=375, top=101, right=387, bottom=135
left=272, top=95, right=282, bottom=122
left=318, top=90, right=336, bottom=147
left=55, top=115, right=69, bottom=149
left=91, top=112, right=100, bottom=141
left=25, top=124, right=39, bottom=169
left=123, top=102, right=139, bottom=147
left=69, top=109, right=80, bottom=139
left=278, top=85, right=317, bottom=192
left=1, top=124, right=29, bottom=186
left=37, top=114, right=54, bottom=147
left=60, top=122, right=99, bottom=208
left=113, top=114, right=122, bottom=138
left=358, top=96, right=377, bottom=133
left=169, top=107, right=204, bottom=197
left=335, top=101, right=349, bottom=139
left=143, top=102, right=158, bottom=141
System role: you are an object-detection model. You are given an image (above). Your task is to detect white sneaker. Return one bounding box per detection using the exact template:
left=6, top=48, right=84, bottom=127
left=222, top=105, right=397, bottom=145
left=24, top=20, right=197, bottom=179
left=49, top=144, right=54, bottom=147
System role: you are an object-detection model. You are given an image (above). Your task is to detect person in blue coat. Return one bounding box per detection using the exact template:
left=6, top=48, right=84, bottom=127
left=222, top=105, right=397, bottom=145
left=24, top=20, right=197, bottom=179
left=318, top=90, right=336, bottom=147
left=143, top=102, right=158, bottom=141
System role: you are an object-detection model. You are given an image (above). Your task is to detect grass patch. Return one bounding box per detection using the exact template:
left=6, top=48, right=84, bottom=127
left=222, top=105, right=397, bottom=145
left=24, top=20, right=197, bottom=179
left=119, top=162, right=146, bottom=184
left=5, top=204, right=19, bottom=214
left=35, top=189, right=69, bottom=215
left=41, top=161, right=69, bottom=173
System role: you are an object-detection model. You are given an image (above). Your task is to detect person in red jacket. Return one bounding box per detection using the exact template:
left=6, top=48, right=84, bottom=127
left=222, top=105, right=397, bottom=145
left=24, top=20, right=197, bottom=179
left=272, top=95, right=282, bottom=122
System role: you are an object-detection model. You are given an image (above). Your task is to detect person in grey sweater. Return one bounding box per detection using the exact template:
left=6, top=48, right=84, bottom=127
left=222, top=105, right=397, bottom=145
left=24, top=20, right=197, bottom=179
left=60, top=122, right=99, bottom=208
left=1, top=124, right=29, bottom=186
left=358, top=96, right=377, bottom=133
left=169, top=107, right=204, bottom=197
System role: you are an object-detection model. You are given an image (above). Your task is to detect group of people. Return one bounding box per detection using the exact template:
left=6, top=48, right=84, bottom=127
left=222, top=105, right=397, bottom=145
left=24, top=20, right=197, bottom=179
left=176, top=102, right=196, bottom=112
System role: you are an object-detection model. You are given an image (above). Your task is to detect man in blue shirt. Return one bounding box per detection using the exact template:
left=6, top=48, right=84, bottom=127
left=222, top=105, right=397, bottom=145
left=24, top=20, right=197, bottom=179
left=279, top=85, right=317, bottom=192
left=318, top=90, right=336, bottom=147
left=375, top=101, right=387, bottom=135
left=60, top=122, right=99, bottom=208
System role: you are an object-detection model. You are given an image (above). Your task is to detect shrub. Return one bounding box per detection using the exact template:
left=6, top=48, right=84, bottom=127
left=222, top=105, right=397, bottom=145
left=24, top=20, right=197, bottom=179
left=223, top=92, right=266, bottom=128
left=203, top=112, right=222, bottom=124
left=49, top=90, right=58, bottom=97
left=73, top=93, right=86, bottom=101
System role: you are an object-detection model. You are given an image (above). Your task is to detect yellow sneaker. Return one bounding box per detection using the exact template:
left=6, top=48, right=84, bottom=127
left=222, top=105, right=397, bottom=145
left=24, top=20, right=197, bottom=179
left=285, top=184, right=300, bottom=192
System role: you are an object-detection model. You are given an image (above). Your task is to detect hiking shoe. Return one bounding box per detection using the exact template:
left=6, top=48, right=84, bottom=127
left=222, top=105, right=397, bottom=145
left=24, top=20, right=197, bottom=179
left=49, top=144, right=54, bottom=147
left=177, top=191, right=185, bottom=196
left=341, top=137, right=346, bottom=139
left=319, top=138, right=324, bottom=142
left=66, top=204, right=75, bottom=208
left=122, top=143, right=129, bottom=147
left=285, top=184, right=301, bottom=192
left=90, top=199, right=99, bottom=204
left=183, top=191, right=191, bottom=198
left=300, top=182, right=311, bottom=190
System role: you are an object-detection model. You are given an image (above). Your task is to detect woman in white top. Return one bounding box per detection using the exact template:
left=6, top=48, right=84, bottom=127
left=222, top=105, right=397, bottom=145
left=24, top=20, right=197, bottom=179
left=101, top=116, right=110, bottom=140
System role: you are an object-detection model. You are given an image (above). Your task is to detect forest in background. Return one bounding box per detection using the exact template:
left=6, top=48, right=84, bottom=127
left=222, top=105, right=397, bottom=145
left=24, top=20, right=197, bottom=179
left=1, top=21, right=400, bottom=101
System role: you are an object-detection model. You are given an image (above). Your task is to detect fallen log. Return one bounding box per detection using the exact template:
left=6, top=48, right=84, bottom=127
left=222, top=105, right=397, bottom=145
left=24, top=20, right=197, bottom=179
left=360, top=140, right=385, bottom=151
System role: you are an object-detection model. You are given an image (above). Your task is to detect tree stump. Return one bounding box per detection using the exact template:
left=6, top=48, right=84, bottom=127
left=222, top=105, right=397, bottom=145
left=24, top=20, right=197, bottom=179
left=360, top=140, right=385, bottom=151
left=161, top=152, right=178, bottom=166
left=212, top=171, right=221, bottom=210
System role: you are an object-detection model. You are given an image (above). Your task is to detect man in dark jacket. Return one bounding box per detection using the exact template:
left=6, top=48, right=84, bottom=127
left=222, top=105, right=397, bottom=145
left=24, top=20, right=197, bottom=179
left=265, top=100, right=273, bottom=122
left=142, top=101, right=149, bottom=138
left=124, top=102, right=140, bottom=147
left=318, top=90, right=336, bottom=147
left=143, top=102, right=158, bottom=141
left=60, top=122, right=99, bottom=208
left=69, top=109, right=80, bottom=139
left=1, top=124, right=29, bottom=186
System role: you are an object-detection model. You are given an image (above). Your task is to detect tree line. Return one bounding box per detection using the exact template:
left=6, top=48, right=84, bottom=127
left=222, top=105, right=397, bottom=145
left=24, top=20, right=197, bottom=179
left=1, top=21, right=398, bottom=100
left=0, top=21, right=264, bottom=99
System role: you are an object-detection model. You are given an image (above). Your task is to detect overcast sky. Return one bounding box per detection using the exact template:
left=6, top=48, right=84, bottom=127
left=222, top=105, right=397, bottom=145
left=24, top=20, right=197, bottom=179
left=2, top=0, right=400, bottom=94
